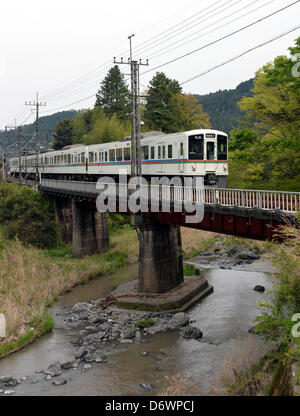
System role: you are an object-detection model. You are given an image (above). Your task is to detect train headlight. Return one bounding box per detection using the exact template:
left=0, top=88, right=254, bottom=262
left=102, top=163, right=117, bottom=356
left=192, top=163, right=196, bottom=171
left=223, top=164, right=228, bottom=171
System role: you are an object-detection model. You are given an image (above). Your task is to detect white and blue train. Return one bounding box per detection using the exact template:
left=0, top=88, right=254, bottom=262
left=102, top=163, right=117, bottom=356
left=9, top=129, right=228, bottom=186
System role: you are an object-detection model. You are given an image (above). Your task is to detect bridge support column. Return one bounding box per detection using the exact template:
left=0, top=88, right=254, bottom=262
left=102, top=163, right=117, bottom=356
left=137, top=221, right=183, bottom=294
left=72, top=200, right=109, bottom=258
left=53, top=197, right=73, bottom=244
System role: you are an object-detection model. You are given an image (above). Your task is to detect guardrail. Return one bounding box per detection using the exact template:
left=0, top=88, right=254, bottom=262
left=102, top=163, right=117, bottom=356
left=40, top=179, right=300, bottom=214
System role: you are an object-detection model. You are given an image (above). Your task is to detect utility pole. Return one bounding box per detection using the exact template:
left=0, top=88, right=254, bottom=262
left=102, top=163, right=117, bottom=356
left=4, top=126, right=8, bottom=181
left=18, top=126, right=23, bottom=185
left=25, top=92, right=46, bottom=185
left=114, top=37, right=148, bottom=177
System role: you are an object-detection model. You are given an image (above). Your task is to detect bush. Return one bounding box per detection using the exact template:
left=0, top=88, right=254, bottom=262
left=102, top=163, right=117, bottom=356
left=183, top=264, right=200, bottom=276
left=255, top=224, right=300, bottom=351
left=0, top=183, right=60, bottom=248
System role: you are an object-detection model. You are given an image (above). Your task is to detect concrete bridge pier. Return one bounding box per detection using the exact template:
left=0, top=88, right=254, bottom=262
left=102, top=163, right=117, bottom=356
left=53, top=197, right=73, bottom=244
left=137, top=219, right=184, bottom=293
left=72, top=199, right=109, bottom=258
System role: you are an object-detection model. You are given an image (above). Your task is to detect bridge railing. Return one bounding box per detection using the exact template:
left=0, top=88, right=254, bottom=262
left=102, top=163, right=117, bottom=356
left=40, top=179, right=300, bottom=214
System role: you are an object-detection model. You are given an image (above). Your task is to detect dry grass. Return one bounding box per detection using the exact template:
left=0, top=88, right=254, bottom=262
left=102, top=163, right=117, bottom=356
left=181, top=228, right=220, bottom=256
left=212, top=336, right=271, bottom=396
left=159, top=374, right=192, bottom=396
left=0, top=229, right=137, bottom=353
left=110, top=228, right=139, bottom=261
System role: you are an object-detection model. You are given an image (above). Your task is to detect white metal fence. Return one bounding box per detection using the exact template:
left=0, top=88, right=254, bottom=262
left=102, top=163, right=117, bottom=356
left=40, top=179, right=300, bottom=214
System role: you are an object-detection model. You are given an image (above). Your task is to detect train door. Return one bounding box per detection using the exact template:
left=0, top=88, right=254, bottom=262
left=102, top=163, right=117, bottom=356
left=157, top=142, right=165, bottom=172
left=179, top=141, right=184, bottom=173
left=206, top=142, right=215, bottom=160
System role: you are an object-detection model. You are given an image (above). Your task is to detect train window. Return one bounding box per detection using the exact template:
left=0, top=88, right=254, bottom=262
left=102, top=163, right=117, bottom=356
left=89, top=152, right=94, bottom=163
left=105, top=152, right=108, bottom=162
left=168, top=145, right=172, bottom=158
left=116, top=148, right=123, bottom=162
left=68, top=154, right=71, bottom=164
left=217, top=135, right=228, bottom=160
left=124, top=147, right=131, bottom=161
left=81, top=153, right=85, bottom=163
left=158, top=146, right=161, bottom=159
left=162, top=146, right=166, bottom=159
left=109, top=149, right=115, bottom=162
left=151, top=146, right=155, bottom=159
left=180, top=142, right=184, bottom=157
left=206, top=142, right=215, bottom=161
left=189, top=135, right=203, bottom=160
left=142, top=146, right=149, bottom=160
left=94, top=153, right=98, bottom=163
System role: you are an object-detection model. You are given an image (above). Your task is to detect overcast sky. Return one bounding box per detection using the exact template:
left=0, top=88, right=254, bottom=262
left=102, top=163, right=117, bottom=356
left=0, top=0, right=299, bottom=128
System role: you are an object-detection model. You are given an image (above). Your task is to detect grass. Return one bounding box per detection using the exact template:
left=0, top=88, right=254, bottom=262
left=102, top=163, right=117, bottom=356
left=0, top=228, right=137, bottom=358
left=213, top=336, right=273, bottom=396
left=135, top=318, right=156, bottom=328
left=183, top=263, right=201, bottom=276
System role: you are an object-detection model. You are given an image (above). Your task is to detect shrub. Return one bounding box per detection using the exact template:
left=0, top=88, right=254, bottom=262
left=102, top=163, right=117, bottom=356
left=183, top=264, right=200, bottom=276
left=0, top=183, right=60, bottom=248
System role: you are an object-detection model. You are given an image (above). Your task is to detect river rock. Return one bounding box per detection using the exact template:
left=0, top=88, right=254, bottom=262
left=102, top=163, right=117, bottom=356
left=98, top=323, right=111, bottom=333
left=140, top=382, right=152, bottom=392
left=91, top=316, right=105, bottom=325
left=86, top=331, right=106, bottom=343
left=123, top=328, right=136, bottom=339
left=182, top=326, right=203, bottom=340
left=74, top=347, right=88, bottom=359
left=168, top=313, right=189, bottom=329
left=43, top=363, right=62, bottom=377
left=83, top=353, right=94, bottom=363
left=59, top=359, right=76, bottom=369
left=228, top=246, right=240, bottom=256
left=52, top=378, right=67, bottom=386
left=254, top=285, right=265, bottom=293
left=4, top=390, right=16, bottom=395
left=95, top=355, right=108, bottom=363
left=239, top=250, right=260, bottom=260
left=0, top=376, right=19, bottom=387
left=72, top=302, right=89, bottom=314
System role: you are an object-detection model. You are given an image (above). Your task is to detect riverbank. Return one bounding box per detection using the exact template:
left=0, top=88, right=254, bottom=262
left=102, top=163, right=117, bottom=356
left=0, top=260, right=272, bottom=396
left=0, top=227, right=225, bottom=358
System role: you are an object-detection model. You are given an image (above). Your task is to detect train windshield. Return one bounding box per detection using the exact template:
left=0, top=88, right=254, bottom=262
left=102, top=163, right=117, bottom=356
left=189, top=135, right=204, bottom=160
left=217, top=135, right=228, bottom=160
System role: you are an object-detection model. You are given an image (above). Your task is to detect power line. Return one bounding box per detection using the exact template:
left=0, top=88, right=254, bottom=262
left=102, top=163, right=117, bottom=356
left=180, top=24, right=300, bottom=86
left=131, top=0, right=229, bottom=56
left=135, top=0, right=243, bottom=58
left=141, top=0, right=300, bottom=75
left=145, top=0, right=275, bottom=61
left=40, top=93, right=96, bottom=115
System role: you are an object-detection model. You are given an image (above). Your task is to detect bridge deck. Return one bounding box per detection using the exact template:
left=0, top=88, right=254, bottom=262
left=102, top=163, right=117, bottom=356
left=37, top=179, right=299, bottom=214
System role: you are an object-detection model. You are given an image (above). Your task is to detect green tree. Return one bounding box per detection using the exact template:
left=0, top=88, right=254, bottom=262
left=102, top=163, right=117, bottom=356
left=228, top=37, right=300, bottom=191
left=0, top=184, right=59, bottom=248
left=144, top=73, right=210, bottom=133
left=95, top=65, right=130, bottom=120
left=175, top=94, right=211, bottom=130
left=53, top=119, right=74, bottom=150
left=144, top=72, right=182, bottom=133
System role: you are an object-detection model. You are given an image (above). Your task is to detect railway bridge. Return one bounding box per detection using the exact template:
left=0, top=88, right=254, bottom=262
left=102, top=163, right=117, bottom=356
left=9, top=178, right=300, bottom=295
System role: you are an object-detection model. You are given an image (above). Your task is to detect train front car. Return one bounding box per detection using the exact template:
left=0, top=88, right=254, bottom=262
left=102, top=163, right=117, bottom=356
left=187, top=129, right=228, bottom=188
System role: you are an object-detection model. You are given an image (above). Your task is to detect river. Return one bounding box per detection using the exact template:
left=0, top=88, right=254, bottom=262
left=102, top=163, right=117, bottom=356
left=0, top=258, right=272, bottom=396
